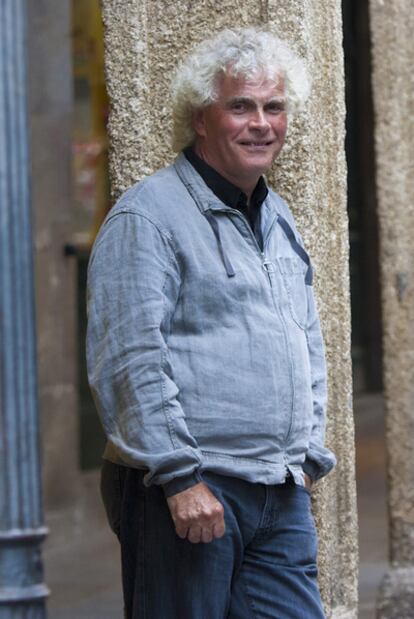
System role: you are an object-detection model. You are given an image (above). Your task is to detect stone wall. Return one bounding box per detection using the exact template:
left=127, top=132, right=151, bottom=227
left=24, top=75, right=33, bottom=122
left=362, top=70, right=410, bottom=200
left=369, top=1, right=414, bottom=616
left=101, top=1, right=358, bottom=615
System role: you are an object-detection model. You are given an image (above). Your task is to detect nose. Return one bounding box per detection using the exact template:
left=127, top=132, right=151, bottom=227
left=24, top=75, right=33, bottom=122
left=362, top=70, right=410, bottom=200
left=249, top=109, right=270, bottom=131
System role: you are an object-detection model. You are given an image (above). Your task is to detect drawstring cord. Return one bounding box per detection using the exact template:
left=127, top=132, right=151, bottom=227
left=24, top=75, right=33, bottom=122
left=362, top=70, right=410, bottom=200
left=205, top=213, right=236, bottom=278
left=276, top=215, right=313, bottom=285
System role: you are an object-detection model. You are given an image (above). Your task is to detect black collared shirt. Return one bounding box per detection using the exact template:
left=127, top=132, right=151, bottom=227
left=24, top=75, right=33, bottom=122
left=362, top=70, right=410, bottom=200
left=184, top=146, right=268, bottom=247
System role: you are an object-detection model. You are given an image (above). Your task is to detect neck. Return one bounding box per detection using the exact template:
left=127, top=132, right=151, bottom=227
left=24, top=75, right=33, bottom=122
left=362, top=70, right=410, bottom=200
left=193, top=143, right=258, bottom=202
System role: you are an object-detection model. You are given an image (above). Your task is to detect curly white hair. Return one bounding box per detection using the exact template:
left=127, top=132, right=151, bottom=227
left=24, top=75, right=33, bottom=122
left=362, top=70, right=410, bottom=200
left=171, top=27, right=311, bottom=152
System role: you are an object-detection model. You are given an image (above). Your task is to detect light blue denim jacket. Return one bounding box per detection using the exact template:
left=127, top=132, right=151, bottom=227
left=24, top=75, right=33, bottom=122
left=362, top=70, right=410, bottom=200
left=86, top=153, right=336, bottom=493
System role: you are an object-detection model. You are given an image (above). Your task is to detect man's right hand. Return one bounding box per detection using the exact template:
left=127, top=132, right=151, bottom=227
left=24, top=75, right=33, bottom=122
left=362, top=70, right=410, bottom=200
left=166, top=482, right=225, bottom=544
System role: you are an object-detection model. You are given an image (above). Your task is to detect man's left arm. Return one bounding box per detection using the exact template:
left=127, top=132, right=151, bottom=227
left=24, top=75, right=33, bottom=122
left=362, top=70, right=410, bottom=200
left=302, top=283, right=337, bottom=484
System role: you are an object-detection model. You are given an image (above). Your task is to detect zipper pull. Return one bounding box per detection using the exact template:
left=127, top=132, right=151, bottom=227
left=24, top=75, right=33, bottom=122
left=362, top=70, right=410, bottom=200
left=262, top=258, right=275, bottom=285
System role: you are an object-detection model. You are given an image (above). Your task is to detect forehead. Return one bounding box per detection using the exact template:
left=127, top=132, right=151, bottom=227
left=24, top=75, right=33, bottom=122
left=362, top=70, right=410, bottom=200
left=215, top=71, right=285, bottom=101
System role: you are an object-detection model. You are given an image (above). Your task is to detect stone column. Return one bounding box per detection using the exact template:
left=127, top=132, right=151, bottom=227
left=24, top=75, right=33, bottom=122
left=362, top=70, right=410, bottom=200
left=369, top=2, right=414, bottom=617
left=101, top=1, right=357, bottom=616
left=0, top=0, right=48, bottom=616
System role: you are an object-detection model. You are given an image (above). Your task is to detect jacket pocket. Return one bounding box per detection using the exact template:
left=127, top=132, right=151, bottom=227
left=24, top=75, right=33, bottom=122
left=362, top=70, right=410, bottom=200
left=276, top=256, right=309, bottom=329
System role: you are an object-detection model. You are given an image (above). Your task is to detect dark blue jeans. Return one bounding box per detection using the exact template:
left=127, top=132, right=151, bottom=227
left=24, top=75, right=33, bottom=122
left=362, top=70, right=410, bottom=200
left=101, top=461, right=325, bottom=619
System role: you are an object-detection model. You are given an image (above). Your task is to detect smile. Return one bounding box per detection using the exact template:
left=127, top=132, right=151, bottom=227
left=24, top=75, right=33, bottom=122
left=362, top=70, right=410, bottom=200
left=239, top=141, right=274, bottom=147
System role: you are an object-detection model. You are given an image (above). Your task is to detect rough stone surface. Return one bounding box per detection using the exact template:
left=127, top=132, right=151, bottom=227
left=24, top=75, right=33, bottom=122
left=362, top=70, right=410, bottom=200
left=369, top=0, right=414, bottom=614
left=101, top=1, right=358, bottom=616
left=377, top=568, right=414, bottom=619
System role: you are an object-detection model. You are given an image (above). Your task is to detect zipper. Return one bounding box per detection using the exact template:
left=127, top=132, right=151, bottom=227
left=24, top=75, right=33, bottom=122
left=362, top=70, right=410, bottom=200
left=209, top=205, right=277, bottom=270
left=210, top=207, right=296, bottom=443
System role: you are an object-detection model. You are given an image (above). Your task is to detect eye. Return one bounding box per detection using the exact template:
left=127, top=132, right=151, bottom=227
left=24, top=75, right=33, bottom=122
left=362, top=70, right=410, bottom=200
left=267, top=102, right=286, bottom=114
left=231, top=102, right=246, bottom=113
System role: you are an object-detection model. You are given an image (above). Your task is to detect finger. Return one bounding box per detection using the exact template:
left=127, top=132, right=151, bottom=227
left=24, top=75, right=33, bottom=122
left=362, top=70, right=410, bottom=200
left=212, top=518, right=226, bottom=539
left=188, top=525, right=202, bottom=544
left=303, top=474, right=313, bottom=491
left=200, top=527, right=213, bottom=544
left=175, top=525, right=189, bottom=539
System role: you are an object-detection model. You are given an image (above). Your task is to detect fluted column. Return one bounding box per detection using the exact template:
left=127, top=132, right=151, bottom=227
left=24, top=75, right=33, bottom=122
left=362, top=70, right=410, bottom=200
left=0, top=0, right=49, bottom=616
left=369, top=2, right=414, bottom=617
left=101, top=1, right=357, bottom=616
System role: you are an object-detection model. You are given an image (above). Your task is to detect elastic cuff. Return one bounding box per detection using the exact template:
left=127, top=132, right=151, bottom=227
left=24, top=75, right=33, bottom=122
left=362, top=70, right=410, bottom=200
left=162, top=470, right=203, bottom=498
left=302, top=458, right=320, bottom=483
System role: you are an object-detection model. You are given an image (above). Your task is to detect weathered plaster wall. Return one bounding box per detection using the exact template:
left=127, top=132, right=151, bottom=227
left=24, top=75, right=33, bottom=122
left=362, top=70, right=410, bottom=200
left=28, top=1, right=80, bottom=512
left=369, top=1, right=414, bottom=616
left=101, top=1, right=357, bottom=615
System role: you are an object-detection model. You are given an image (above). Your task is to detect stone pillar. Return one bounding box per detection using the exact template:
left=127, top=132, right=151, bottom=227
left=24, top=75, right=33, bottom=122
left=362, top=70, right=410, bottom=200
left=0, top=0, right=48, bottom=616
left=369, top=2, right=414, bottom=617
left=101, top=1, right=357, bottom=616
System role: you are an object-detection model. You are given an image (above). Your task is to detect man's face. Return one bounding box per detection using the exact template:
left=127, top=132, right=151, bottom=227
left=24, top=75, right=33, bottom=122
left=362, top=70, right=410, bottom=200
left=193, top=72, right=288, bottom=192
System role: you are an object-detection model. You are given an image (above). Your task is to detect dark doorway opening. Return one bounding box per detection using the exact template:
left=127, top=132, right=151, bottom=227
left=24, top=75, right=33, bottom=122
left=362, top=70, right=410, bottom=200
left=343, top=0, right=383, bottom=393
left=342, top=2, right=388, bottom=617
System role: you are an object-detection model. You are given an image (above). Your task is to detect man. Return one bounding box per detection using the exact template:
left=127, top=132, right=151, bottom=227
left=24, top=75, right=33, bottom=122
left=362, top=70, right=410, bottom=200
left=87, top=27, right=336, bottom=619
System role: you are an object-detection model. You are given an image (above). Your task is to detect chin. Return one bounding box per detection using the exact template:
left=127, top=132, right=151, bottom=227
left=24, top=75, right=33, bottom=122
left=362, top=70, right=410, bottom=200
left=241, top=160, right=272, bottom=177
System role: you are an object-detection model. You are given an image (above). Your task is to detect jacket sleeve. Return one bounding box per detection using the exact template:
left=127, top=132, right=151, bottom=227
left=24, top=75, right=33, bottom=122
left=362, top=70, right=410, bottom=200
left=86, top=209, right=203, bottom=489
left=302, top=284, right=337, bottom=481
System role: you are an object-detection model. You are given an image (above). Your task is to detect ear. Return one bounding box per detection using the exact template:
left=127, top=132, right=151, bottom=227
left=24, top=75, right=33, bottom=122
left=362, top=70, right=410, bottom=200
left=192, top=108, right=207, bottom=138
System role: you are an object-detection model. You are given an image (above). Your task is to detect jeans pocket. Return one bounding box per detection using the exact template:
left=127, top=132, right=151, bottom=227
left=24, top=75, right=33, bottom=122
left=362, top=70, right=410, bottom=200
left=296, top=483, right=312, bottom=497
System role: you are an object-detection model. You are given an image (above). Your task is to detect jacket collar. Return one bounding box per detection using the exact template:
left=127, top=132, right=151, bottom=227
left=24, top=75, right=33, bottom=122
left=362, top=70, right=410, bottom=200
left=173, top=152, right=311, bottom=282
left=174, top=152, right=230, bottom=213
left=173, top=151, right=281, bottom=236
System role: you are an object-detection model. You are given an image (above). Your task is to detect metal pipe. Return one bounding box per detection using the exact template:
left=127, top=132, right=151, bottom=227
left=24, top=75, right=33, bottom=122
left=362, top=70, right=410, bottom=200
left=0, top=0, right=49, bottom=616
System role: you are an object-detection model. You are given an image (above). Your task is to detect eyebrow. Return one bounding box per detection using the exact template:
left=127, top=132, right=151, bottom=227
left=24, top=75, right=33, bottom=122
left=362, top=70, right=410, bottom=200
left=225, top=96, right=287, bottom=107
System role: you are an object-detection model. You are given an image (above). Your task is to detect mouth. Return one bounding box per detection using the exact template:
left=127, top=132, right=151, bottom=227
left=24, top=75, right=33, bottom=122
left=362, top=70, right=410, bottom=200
left=239, top=140, right=274, bottom=146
